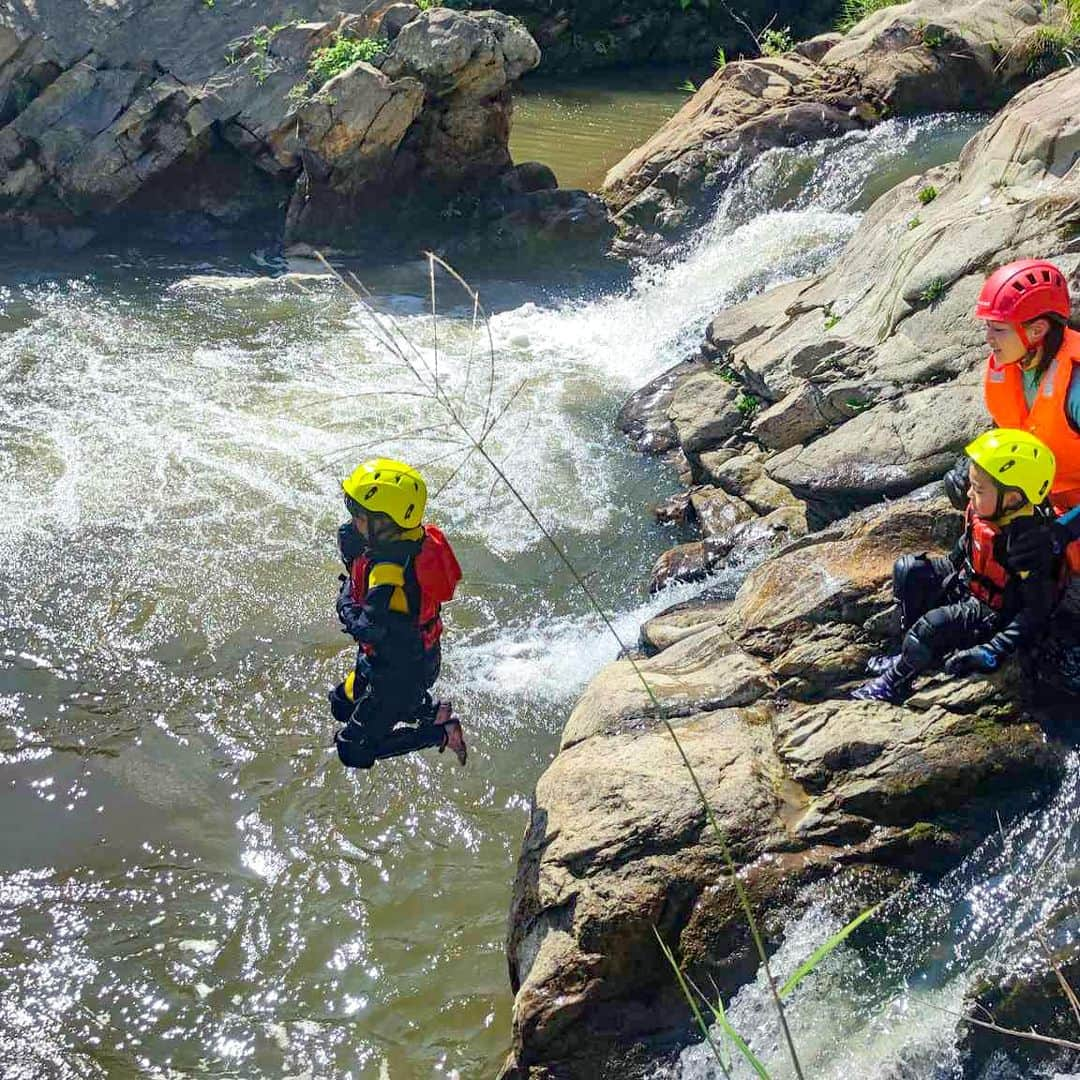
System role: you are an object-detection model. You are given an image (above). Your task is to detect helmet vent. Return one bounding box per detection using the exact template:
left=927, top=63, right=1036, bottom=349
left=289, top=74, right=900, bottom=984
left=1011, top=281, right=1026, bottom=292
left=404, top=503, right=415, bottom=519
left=365, top=485, right=379, bottom=499
left=999, top=459, right=1016, bottom=473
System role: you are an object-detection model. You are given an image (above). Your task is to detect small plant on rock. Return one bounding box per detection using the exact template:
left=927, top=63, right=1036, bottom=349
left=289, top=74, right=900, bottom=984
left=907, top=215, right=922, bottom=230
left=918, top=21, right=946, bottom=48
left=678, top=78, right=699, bottom=94
left=310, top=34, right=388, bottom=86
left=759, top=26, right=794, bottom=55
left=917, top=184, right=938, bottom=205
left=714, top=45, right=727, bottom=70
left=920, top=277, right=948, bottom=305
left=736, top=392, right=760, bottom=416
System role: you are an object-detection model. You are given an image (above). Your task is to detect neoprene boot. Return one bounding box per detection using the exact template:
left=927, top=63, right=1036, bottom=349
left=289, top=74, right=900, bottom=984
left=851, top=659, right=913, bottom=704
left=865, top=653, right=899, bottom=675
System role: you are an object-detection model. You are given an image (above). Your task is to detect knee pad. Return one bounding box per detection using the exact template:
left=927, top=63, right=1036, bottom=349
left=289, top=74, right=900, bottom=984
left=895, top=554, right=940, bottom=632
left=328, top=683, right=355, bottom=726
left=335, top=727, right=375, bottom=770
left=902, top=608, right=951, bottom=670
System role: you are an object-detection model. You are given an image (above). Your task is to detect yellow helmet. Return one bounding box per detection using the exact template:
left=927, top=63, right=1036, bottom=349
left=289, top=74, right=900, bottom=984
left=964, top=428, right=1055, bottom=506
left=341, top=458, right=426, bottom=528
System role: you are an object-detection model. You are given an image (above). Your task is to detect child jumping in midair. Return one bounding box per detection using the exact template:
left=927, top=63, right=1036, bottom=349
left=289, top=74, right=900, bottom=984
left=329, top=458, right=467, bottom=769
left=853, top=429, right=1063, bottom=703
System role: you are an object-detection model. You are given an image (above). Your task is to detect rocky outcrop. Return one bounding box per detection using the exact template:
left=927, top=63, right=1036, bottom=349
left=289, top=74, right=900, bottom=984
left=602, top=0, right=1070, bottom=257
left=0, top=0, right=608, bottom=255
left=501, top=492, right=1069, bottom=1079
left=503, top=63, right=1080, bottom=1080
left=629, top=64, right=1080, bottom=553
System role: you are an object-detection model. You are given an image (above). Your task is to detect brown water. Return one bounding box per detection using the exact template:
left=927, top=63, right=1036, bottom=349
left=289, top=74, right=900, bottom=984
left=510, top=71, right=686, bottom=191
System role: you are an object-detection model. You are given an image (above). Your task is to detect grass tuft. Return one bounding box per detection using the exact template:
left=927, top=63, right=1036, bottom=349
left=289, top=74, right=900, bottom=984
left=836, top=0, right=900, bottom=33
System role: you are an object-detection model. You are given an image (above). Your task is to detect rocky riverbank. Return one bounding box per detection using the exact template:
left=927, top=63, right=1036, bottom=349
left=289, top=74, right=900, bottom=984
left=0, top=0, right=611, bottom=258
left=602, top=0, right=1079, bottom=258
left=501, top=39, right=1080, bottom=1080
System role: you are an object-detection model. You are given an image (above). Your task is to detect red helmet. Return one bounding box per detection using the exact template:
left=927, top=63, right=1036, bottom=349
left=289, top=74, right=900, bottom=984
left=975, top=259, right=1071, bottom=324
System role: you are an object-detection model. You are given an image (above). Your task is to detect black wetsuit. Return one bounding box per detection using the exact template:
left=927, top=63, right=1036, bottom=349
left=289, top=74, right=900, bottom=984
left=331, top=529, right=444, bottom=769
left=891, top=514, right=1059, bottom=680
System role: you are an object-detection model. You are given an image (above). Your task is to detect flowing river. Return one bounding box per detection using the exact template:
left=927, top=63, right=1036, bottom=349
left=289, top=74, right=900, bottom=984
left=0, top=104, right=986, bottom=1078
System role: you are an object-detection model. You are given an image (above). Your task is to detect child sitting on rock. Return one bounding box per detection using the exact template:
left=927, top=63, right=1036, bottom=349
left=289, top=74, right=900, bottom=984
left=329, top=458, right=466, bottom=769
left=853, top=429, right=1062, bottom=704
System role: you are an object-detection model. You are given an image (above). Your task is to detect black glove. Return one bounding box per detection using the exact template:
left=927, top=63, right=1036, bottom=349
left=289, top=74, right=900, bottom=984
left=944, top=645, right=1000, bottom=676
left=942, top=455, right=969, bottom=511
left=337, top=521, right=365, bottom=569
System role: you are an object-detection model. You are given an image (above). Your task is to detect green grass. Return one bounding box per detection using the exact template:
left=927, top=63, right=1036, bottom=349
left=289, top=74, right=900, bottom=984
left=678, top=78, right=699, bottom=94
left=917, top=184, right=938, bottom=205
left=836, top=0, right=900, bottom=33
left=714, top=45, right=727, bottom=70
left=907, top=215, right=922, bottom=230
left=310, top=35, right=387, bottom=86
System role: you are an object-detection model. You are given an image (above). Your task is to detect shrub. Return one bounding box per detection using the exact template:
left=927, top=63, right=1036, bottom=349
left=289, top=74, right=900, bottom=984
left=759, top=26, right=794, bottom=55
left=309, top=34, right=387, bottom=87
left=920, top=277, right=948, bottom=305
left=736, top=392, right=760, bottom=416
left=917, top=184, right=938, bottom=205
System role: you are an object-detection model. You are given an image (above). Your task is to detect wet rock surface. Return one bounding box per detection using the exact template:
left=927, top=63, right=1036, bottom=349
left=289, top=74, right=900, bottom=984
left=501, top=494, right=1069, bottom=1079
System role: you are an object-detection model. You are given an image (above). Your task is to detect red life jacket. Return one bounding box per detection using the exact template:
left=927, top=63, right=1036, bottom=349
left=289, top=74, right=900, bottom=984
left=349, top=524, right=462, bottom=651
left=964, top=511, right=1011, bottom=611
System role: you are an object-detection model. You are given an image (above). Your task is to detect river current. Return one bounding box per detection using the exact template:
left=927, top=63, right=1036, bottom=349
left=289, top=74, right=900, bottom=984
left=0, top=111, right=984, bottom=1077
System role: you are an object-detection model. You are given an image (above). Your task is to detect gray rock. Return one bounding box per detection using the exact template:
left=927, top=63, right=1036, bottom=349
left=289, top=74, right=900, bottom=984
left=765, top=380, right=986, bottom=524
left=668, top=371, right=746, bottom=454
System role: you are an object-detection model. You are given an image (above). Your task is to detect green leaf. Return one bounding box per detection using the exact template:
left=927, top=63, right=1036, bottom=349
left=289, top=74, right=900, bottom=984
left=653, top=927, right=734, bottom=1078
left=779, top=904, right=880, bottom=999
left=708, top=996, right=772, bottom=1079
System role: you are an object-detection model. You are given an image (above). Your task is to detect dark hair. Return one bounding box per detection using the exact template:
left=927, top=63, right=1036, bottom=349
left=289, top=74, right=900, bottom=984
left=1029, top=314, right=1078, bottom=375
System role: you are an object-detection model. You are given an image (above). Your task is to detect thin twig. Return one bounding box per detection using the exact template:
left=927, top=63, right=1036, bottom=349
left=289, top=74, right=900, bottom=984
left=921, top=998, right=1080, bottom=1052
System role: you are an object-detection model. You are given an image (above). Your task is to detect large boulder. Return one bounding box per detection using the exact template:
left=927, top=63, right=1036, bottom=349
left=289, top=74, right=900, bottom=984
left=0, top=0, right=579, bottom=253
left=502, top=492, right=1068, bottom=1079
left=601, top=0, right=1063, bottom=256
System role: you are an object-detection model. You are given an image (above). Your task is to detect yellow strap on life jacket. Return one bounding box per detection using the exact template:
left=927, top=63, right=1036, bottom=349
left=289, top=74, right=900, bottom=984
left=344, top=669, right=356, bottom=702
left=368, top=561, right=409, bottom=614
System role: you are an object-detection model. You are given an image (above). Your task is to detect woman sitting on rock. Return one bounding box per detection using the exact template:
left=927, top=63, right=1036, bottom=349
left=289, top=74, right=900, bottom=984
left=946, top=259, right=1080, bottom=561
left=854, top=429, right=1062, bottom=704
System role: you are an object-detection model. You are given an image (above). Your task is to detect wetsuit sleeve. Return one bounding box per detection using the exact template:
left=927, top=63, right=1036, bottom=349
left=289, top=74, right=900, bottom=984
left=984, top=539, right=1057, bottom=660
left=337, top=565, right=410, bottom=646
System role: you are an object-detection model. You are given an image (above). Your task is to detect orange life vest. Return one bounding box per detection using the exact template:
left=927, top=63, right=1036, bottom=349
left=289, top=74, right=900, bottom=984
left=349, top=524, right=462, bottom=651
left=984, top=326, right=1080, bottom=511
